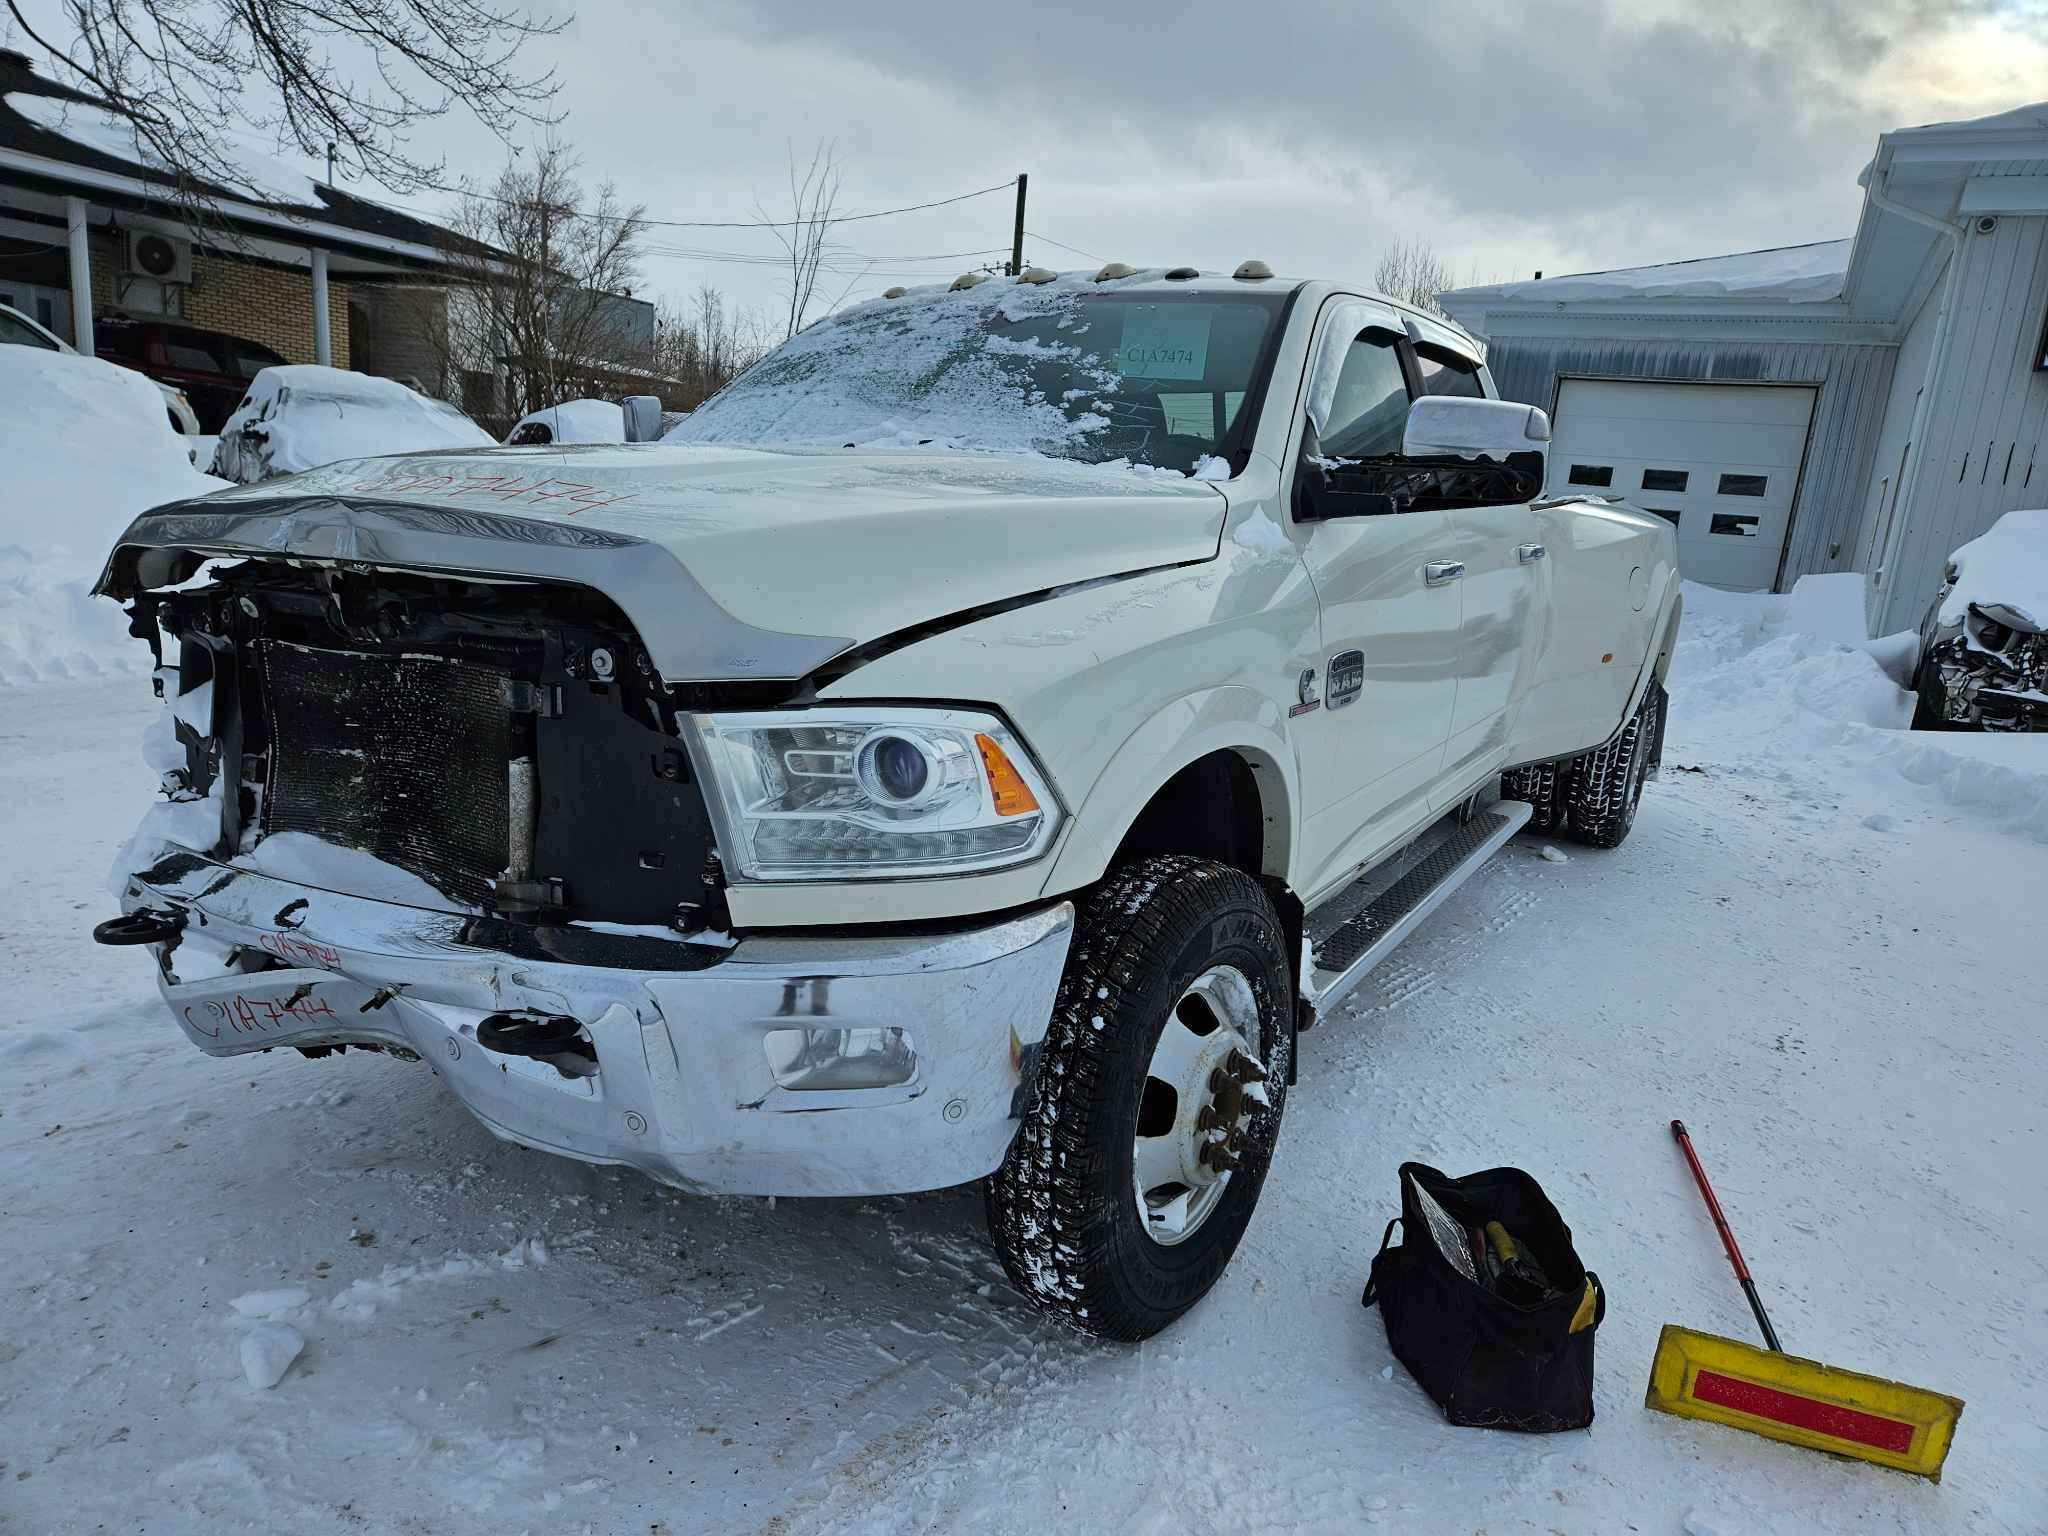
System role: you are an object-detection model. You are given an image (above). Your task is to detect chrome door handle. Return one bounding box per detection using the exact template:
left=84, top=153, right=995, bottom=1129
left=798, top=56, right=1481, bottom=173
left=1518, top=543, right=1547, bottom=563
left=1424, top=560, right=1465, bottom=586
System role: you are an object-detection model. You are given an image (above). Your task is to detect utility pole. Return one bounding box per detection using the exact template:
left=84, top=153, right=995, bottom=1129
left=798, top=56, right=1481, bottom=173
left=1009, top=173, right=1028, bottom=277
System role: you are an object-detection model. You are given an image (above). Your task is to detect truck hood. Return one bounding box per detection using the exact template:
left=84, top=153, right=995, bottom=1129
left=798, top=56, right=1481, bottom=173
left=95, top=443, right=1228, bottom=684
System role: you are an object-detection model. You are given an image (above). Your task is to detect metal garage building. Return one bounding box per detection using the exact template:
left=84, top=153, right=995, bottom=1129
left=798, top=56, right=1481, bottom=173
left=1441, top=101, right=2048, bottom=638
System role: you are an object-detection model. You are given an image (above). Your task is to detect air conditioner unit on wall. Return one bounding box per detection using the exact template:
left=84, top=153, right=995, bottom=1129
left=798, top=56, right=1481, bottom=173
left=125, top=230, right=192, bottom=285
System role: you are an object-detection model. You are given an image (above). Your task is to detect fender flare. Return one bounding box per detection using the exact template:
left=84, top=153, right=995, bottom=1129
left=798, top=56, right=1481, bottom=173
left=1623, top=574, right=1684, bottom=723
left=1038, top=684, right=1299, bottom=897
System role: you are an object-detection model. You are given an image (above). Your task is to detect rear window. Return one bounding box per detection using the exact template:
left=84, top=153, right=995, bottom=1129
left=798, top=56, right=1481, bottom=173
left=231, top=345, right=283, bottom=380
left=163, top=340, right=218, bottom=372
left=0, top=310, right=59, bottom=349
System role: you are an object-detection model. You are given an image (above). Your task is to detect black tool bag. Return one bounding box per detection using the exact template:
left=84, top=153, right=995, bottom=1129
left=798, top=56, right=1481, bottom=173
left=1361, top=1162, right=1604, bottom=1432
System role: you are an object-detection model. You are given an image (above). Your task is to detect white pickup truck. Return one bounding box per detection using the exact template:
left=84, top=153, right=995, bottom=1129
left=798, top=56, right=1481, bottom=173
left=95, top=265, right=1679, bottom=1340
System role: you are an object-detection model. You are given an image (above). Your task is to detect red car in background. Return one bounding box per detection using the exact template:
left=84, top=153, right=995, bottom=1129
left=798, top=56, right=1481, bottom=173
left=91, top=318, right=288, bottom=432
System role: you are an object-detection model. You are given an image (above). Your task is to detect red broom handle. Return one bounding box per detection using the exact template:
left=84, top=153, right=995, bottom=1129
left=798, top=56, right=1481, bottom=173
left=1671, top=1120, right=1783, bottom=1352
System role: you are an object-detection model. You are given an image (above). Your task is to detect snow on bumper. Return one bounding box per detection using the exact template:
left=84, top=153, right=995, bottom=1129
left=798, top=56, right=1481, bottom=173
left=116, top=850, right=1073, bottom=1196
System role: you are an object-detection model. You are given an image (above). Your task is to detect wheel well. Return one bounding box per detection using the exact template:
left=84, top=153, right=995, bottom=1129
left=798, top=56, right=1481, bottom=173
left=1111, top=751, right=1266, bottom=877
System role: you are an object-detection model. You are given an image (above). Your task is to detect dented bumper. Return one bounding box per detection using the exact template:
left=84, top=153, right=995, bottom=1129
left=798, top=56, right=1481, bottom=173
left=116, top=848, right=1073, bottom=1196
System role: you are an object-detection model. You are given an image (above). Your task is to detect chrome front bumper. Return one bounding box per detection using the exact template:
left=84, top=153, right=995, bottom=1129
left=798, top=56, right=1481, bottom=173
left=116, top=848, right=1074, bottom=1196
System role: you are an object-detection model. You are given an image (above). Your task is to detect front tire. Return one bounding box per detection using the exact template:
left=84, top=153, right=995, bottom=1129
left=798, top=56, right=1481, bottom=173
left=986, top=855, right=1292, bottom=1341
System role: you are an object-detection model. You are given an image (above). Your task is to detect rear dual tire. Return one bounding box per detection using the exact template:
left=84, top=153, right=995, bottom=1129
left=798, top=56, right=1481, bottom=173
left=1504, top=683, right=1666, bottom=850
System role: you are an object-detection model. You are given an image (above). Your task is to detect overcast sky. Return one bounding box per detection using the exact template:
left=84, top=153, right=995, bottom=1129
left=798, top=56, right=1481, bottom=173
left=11, top=0, right=2048, bottom=329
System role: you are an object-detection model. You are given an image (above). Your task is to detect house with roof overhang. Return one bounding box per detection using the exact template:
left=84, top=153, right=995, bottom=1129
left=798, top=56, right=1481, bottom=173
left=1441, top=101, right=2048, bottom=636
left=0, top=47, right=511, bottom=388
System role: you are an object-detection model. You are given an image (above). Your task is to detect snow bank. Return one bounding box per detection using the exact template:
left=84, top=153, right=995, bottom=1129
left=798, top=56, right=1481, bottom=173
left=0, top=348, right=224, bottom=690
left=506, top=398, right=625, bottom=445
left=1669, top=581, right=2048, bottom=842
left=212, top=365, right=493, bottom=483
left=1936, top=507, right=2048, bottom=630
left=1444, top=240, right=1850, bottom=307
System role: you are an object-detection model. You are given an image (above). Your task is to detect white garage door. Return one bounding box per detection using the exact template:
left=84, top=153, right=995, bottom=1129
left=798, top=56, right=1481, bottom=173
left=1547, top=380, right=1817, bottom=591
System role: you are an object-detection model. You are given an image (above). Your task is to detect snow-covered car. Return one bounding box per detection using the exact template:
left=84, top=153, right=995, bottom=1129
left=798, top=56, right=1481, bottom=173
left=210, top=364, right=494, bottom=483
left=1, top=300, right=203, bottom=445
left=92, top=266, right=1679, bottom=1339
left=505, top=398, right=626, bottom=445
left=1913, top=508, right=2048, bottom=731
left=1, top=344, right=221, bottom=686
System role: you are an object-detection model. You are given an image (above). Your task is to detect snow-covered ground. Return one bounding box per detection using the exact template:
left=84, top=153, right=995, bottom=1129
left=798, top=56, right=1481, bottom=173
left=3, top=584, right=2045, bottom=1534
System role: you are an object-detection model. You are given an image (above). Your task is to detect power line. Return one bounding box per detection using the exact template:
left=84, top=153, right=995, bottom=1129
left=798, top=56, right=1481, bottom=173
left=415, top=176, right=1019, bottom=231
left=1026, top=229, right=1105, bottom=263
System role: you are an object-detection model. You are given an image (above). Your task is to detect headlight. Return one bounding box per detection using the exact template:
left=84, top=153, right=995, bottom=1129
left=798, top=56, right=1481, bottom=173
left=686, top=707, right=1062, bottom=881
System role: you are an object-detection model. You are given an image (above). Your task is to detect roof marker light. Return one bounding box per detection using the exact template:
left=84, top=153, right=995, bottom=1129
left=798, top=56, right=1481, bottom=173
left=1164, top=266, right=1199, bottom=280
left=1093, top=262, right=1137, bottom=282
left=950, top=271, right=990, bottom=291
left=1017, top=266, right=1056, bottom=284
left=882, top=286, right=907, bottom=299
left=1233, top=260, right=1274, bottom=280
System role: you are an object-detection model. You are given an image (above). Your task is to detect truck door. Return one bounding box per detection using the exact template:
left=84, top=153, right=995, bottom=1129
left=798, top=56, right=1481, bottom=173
left=1290, top=310, right=1463, bottom=903
left=1423, top=342, right=1549, bottom=800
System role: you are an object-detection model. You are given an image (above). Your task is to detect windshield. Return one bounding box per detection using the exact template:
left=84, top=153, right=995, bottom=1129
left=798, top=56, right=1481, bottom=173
left=671, top=274, right=1289, bottom=475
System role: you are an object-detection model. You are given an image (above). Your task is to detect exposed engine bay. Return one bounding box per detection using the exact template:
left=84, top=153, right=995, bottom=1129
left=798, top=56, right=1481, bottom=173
left=1917, top=598, right=2048, bottom=732
left=133, top=559, right=741, bottom=926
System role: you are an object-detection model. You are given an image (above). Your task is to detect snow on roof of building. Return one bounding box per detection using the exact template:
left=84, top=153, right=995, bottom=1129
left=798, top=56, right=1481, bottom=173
left=1443, top=239, right=1852, bottom=308
left=0, top=51, right=498, bottom=264
left=1892, top=99, right=2048, bottom=140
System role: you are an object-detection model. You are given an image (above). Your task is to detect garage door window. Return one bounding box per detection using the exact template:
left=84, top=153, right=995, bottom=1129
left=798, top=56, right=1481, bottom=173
left=1567, top=464, right=1613, bottom=488
left=1711, top=514, right=1760, bottom=537
left=1717, top=473, right=1768, bottom=497
left=1642, top=468, right=1689, bottom=492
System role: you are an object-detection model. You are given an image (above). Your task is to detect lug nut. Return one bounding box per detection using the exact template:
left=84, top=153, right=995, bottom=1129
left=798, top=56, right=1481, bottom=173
left=1225, top=1048, right=1268, bottom=1084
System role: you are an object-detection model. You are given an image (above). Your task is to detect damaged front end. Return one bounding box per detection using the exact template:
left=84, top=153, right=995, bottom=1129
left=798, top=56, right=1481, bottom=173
left=1917, top=594, right=2048, bottom=733
left=121, top=554, right=736, bottom=927
left=91, top=494, right=1074, bottom=1196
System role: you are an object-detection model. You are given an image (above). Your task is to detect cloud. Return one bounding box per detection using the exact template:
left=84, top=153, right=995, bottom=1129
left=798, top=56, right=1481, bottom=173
left=14, top=0, right=2041, bottom=316
left=552, top=0, right=2043, bottom=312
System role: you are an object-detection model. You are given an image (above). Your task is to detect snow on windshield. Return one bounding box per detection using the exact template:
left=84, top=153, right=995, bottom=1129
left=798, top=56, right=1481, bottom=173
left=669, top=271, right=1287, bottom=475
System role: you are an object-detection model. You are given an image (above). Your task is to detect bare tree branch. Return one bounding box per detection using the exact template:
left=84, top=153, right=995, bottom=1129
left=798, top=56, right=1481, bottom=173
left=1372, top=238, right=1459, bottom=317
left=4, top=0, right=563, bottom=232
left=418, top=141, right=654, bottom=434
left=761, top=142, right=843, bottom=339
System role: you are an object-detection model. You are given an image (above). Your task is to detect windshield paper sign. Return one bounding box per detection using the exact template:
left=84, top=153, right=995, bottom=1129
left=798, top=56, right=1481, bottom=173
left=1114, top=306, right=1212, bottom=380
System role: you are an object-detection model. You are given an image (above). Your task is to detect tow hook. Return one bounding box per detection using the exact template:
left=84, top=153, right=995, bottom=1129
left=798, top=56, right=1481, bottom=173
left=93, top=908, right=187, bottom=947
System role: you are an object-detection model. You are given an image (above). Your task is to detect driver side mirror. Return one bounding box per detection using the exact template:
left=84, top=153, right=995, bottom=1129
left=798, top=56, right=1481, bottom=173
left=1401, top=396, right=1549, bottom=469
left=1296, top=397, right=1552, bottom=522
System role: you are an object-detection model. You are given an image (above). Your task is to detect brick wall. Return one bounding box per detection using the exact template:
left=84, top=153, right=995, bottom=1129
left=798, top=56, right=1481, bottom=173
left=180, top=252, right=350, bottom=366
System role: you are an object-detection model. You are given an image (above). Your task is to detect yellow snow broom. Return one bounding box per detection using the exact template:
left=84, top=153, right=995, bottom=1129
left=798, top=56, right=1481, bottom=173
left=1647, top=1121, right=1964, bottom=1480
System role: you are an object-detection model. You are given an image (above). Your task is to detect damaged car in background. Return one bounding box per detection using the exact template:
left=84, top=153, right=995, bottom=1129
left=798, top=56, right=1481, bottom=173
left=93, top=265, right=1678, bottom=1341
left=1913, top=508, right=2048, bottom=731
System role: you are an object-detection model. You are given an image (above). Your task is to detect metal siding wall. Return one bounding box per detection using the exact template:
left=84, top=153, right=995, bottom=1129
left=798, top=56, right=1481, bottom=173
left=1484, top=338, right=1898, bottom=589
left=1878, top=216, right=2048, bottom=634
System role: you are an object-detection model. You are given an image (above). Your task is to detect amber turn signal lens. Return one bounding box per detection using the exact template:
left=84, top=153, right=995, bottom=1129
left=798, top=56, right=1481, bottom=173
left=975, top=733, right=1041, bottom=817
